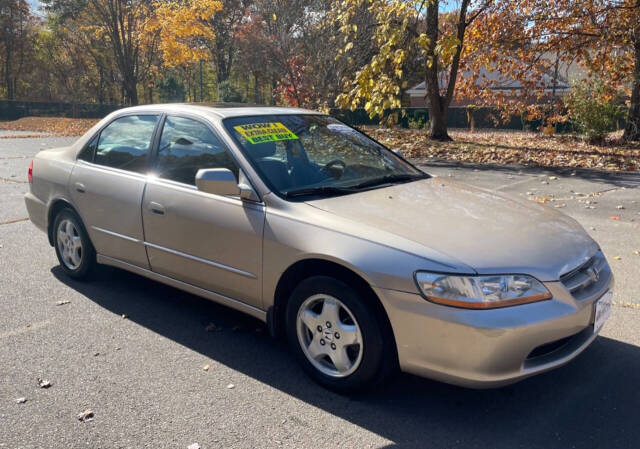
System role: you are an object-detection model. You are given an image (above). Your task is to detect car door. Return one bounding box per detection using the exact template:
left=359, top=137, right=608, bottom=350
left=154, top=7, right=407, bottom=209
left=69, top=114, right=160, bottom=269
left=141, top=115, right=264, bottom=309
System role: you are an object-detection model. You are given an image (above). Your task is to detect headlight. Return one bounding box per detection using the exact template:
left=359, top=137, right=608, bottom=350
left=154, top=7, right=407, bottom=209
left=414, top=272, right=552, bottom=309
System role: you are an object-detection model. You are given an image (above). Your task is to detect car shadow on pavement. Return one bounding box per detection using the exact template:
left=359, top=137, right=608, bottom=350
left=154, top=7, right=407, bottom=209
left=53, top=265, right=639, bottom=449
left=422, top=160, right=640, bottom=190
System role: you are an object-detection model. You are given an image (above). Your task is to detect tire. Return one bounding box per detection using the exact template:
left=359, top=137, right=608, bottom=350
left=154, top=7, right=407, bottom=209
left=286, top=275, right=395, bottom=394
left=52, top=208, right=96, bottom=280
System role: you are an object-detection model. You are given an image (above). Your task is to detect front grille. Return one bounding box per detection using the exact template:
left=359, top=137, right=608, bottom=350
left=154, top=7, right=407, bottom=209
left=560, top=251, right=610, bottom=300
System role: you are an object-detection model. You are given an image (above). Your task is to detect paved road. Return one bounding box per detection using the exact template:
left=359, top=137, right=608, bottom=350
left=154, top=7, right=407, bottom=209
left=1, top=136, right=639, bottom=449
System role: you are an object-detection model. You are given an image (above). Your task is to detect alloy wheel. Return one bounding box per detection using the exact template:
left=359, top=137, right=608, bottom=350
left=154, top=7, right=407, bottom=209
left=296, top=294, right=363, bottom=378
left=57, top=219, right=83, bottom=270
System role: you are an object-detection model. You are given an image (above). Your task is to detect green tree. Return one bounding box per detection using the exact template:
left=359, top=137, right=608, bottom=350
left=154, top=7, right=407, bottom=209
left=333, top=0, right=492, bottom=140
left=157, top=73, right=186, bottom=102
left=566, top=80, right=626, bottom=143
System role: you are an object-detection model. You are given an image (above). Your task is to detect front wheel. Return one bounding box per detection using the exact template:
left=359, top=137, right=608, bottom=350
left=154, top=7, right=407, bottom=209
left=286, top=276, right=394, bottom=393
left=53, top=208, right=96, bottom=280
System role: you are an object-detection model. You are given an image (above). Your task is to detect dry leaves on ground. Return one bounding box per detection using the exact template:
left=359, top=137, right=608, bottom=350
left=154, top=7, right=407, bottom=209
left=366, top=127, right=640, bottom=171
left=3, top=118, right=638, bottom=170
left=0, top=117, right=99, bottom=137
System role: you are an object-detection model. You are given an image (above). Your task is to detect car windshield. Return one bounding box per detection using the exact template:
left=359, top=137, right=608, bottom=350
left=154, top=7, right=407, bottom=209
left=223, top=114, right=427, bottom=199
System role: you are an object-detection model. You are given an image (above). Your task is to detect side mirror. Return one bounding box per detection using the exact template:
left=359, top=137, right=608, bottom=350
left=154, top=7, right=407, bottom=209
left=195, top=168, right=240, bottom=196
left=391, top=148, right=404, bottom=156
left=195, top=168, right=260, bottom=202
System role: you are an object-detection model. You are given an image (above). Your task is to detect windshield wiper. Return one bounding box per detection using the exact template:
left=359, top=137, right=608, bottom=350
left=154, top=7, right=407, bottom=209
left=284, top=185, right=357, bottom=199
left=350, top=173, right=427, bottom=190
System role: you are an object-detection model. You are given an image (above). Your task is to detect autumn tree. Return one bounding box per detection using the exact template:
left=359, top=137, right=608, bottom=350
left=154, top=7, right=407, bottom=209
left=0, top=0, right=34, bottom=99
left=203, top=0, right=249, bottom=85
left=43, top=0, right=151, bottom=104
left=465, top=0, right=640, bottom=141
left=141, top=0, right=220, bottom=101
left=302, top=0, right=380, bottom=109
left=42, top=0, right=221, bottom=105
left=334, top=0, right=492, bottom=140
left=234, top=0, right=322, bottom=107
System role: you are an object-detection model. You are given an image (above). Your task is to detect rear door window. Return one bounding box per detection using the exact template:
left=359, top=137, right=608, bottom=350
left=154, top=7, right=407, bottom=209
left=93, top=115, right=159, bottom=173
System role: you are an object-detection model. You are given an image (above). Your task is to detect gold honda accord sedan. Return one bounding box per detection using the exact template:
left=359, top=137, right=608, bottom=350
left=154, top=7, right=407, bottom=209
left=24, top=104, right=613, bottom=393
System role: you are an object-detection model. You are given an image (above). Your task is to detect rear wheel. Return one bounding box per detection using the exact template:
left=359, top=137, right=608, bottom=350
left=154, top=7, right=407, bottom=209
left=53, top=208, right=96, bottom=280
left=286, top=276, right=394, bottom=393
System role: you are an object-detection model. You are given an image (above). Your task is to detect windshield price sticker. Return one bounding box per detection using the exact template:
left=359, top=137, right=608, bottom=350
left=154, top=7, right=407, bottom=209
left=234, top=122, right=298, bottom=144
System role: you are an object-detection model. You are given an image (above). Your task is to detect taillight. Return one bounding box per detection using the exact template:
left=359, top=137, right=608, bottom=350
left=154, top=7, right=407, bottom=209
left=28, top=160, right=33, bottom=183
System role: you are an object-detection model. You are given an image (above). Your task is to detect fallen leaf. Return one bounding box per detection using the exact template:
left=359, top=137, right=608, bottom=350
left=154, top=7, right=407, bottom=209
left=56, top=300, right=70, bottom=306
left=613, top=256, right=621, bottom=260
left=610, top=216, right=620, bottom=220
left=549, top=176, right=557, bottom=180
left=530, top=196, right=551, bottom=204
left=203, top=364, right=210, bottom=371
left=77, top=409, right=94, bottom=422
left=633, top=250, right=639, bottom=256
left=15, top=397, right=27, bottom=404
left=121, top=314, right=127, bottom=319
left=37, top=378, right=51, bottom=389
left=188, top=444, right=201, bottom=449
left=226, top=383, right=235, bottom=389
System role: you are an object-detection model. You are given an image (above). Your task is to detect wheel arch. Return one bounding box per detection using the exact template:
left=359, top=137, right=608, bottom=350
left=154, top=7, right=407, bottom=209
left=269, top=258, right=398, bottom=362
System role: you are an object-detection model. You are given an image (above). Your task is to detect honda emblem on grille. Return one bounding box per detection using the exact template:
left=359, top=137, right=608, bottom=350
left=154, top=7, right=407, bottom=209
left=587, top=267, right=599, bottom=282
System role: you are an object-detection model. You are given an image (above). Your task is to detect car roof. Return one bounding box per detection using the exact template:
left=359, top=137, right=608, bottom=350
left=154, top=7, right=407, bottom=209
left=112, top=103, right=320, bottom=119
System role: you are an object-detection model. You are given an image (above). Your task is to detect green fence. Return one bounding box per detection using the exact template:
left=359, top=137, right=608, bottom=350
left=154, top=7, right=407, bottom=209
left=0, top=101, right=122, bottom=120
left=330, top=107, right=575, bottom=132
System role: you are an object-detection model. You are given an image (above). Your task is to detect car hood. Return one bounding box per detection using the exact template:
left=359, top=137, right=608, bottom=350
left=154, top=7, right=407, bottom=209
left=307, top=178, right=597, bottom=281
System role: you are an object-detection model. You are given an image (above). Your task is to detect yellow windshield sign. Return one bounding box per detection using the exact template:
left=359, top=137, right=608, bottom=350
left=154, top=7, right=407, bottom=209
left=234, top=122, right=298, bottom=144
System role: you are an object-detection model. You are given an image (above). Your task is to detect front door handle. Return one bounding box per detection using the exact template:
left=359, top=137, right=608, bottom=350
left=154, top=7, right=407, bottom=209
left=74, top=182, right=86, bottom=193
left=149, top=202, right=165, bottom=215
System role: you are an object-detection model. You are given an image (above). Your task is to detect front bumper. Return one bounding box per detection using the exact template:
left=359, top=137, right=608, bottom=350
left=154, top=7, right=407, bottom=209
left=374, top=268, right=614, bottom=388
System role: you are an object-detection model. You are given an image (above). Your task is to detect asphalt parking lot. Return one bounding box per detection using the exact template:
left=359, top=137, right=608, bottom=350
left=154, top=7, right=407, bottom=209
left=1, top=136, right=639, bottom=449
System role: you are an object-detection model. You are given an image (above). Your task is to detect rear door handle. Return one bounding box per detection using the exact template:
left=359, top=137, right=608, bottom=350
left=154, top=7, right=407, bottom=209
left=149, top=202, right=165, bottom=215
left=74, top=182, right=86, bottom=193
